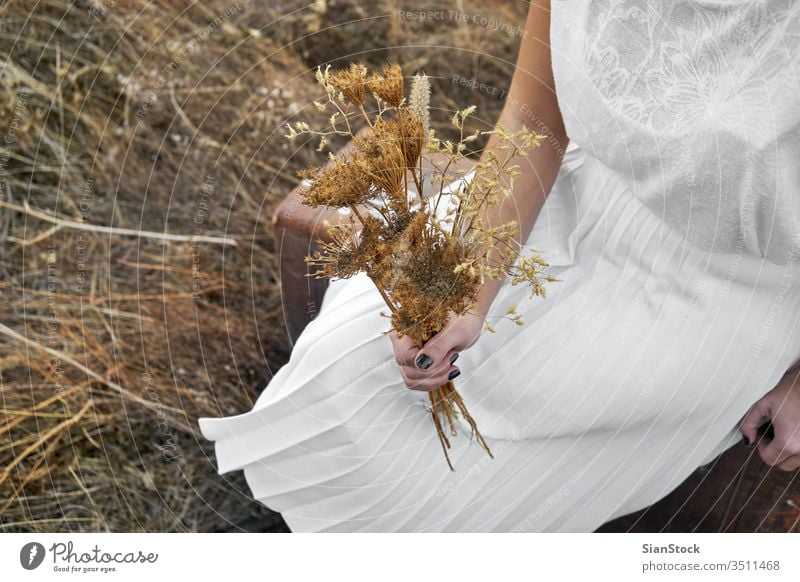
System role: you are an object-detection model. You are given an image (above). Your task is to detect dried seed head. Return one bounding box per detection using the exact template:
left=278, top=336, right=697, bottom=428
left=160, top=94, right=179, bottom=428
left=328, top=63, right=368, bottom=106
left=367, top=62, right=405, bottom=107
left=299, top=153, right=373, bottom=207
left=354, top=119, right=408, bottom=205
left=306, top=215, right=382, bottom=280
left=395, top=110, right=424, bottom=169
left=367, top=143, right=406, bottom=204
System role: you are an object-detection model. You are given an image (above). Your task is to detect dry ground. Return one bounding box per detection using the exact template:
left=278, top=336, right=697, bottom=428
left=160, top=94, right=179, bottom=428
left=0, top=0, right=528, bottom=532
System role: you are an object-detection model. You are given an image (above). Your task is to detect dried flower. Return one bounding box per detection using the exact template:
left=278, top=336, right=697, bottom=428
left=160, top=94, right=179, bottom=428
left=298, top=153, right=372, bottom=207
left=395, top=110, right=424, bottom=169
left=328, top=63, right=368, bottom=106
left=367, top=62, right=404, bottom=107
left=354, top=119, right=408, bottom=205
left=307, top=215, right=382, bottom=279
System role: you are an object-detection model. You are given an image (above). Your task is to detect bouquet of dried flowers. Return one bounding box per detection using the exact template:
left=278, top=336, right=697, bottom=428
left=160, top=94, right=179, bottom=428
left=286, top=62, right=553, bottom=470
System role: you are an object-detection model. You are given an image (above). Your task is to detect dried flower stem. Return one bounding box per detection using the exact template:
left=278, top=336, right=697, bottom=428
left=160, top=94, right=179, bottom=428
left=449, top=383, right=494, bottom=457
left=358, top=104, right=374, bottom=128
left=412, top=332, right=493, bottom=470
left=429, top=389, right=454, bottom=471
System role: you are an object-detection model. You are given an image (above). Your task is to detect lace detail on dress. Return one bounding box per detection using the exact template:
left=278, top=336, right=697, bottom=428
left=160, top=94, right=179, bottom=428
left=551, top=0, right=800, bottom=263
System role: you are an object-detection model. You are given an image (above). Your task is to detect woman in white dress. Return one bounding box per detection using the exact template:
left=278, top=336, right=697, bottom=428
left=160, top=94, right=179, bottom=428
left=199, top=0, right=800, bottom=532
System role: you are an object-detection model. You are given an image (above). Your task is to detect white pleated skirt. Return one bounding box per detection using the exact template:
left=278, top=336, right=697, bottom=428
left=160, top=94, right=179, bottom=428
left=199, top=144, right=800, bottom=532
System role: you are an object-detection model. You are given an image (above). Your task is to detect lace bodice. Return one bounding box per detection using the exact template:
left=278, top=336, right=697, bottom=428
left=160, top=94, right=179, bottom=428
left=551, top=0, right=800, bottom=264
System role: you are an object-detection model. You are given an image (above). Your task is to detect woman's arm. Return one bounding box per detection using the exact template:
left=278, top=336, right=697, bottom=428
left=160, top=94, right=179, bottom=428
left=391, top=0, right=569, bottom=390
left=472, top=0, right=569, bottom=318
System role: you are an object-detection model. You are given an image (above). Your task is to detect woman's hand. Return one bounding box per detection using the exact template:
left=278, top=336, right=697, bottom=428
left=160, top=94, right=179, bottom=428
left=740, top=364, right=800, bottom=471
left=389, top=311, right=485, bottom=392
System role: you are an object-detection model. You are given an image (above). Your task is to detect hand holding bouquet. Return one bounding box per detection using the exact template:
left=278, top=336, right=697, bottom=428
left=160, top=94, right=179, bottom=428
left=286, top=62, right=553, bottom=470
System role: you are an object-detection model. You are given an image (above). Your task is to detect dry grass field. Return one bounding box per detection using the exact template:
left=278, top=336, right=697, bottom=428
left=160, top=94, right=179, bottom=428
left=0, top=0, right=528, bottom=532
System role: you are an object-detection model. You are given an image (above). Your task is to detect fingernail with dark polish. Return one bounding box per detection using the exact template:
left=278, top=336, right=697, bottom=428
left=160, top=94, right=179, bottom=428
left=450, top=353, right=459, bottom=364
left=757, top=421, right=775, bottom=441
left=448, top=369, right=461, bottom=381
left=741, top=435, right=751, bottom=447
left=415, top=353, right=433, bottom=370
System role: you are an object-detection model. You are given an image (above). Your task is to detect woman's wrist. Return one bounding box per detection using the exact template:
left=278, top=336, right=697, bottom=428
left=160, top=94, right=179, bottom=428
left=472, top=279, right=504, bottom=320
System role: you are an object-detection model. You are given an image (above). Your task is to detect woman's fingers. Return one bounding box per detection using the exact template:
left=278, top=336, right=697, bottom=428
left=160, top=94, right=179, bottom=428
left=389, top=316, right=469, bottom=391
left=742, top=366, right=800, bottom=470
left=758, top=438, right=797, bottom=468
left=412, top=315, right=475, bottom=370
left=401, top=365, right=460, bottom=392
left=756, top=421, right=800, bottom=468
left=413, top=336, right=447, bottom=370
left=778, top=454, right=800, bottom=472
left=389, top=331, right=419, bottom=367
left=403, top=349, right=459, bottom=380
left=401, top=348, right=461, bottom=392
left=739, top=399, right=772, bottom=445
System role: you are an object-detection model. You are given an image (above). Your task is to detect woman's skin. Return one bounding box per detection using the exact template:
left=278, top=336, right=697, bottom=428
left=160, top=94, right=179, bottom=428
left=389, top=0, right=800, bottom=471
left=741, top=363, right=800, bottom=471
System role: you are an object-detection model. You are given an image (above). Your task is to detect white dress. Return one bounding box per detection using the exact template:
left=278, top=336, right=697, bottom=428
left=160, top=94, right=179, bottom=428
left=199, top=1, right=800, bottom=532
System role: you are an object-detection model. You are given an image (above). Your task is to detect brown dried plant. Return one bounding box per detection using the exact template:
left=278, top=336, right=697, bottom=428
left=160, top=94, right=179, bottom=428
left=286, top=63, right=553, bottom=470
